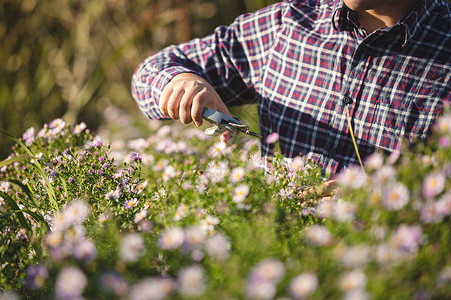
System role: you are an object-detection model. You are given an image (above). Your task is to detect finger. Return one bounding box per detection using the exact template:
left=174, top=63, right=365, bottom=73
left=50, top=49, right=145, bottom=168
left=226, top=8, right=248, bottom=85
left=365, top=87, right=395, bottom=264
left=159, top=83, right=175, bottom=116
left=191, top=88, right=207, bottom=127
left=179, top=91, right=195, bottom=124
left=167, top=87, right=185, bottom=120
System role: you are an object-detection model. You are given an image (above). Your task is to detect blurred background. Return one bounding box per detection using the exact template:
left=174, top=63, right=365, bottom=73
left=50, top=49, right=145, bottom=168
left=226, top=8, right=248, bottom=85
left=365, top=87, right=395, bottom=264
left=0, top=0, right=278, bottom=159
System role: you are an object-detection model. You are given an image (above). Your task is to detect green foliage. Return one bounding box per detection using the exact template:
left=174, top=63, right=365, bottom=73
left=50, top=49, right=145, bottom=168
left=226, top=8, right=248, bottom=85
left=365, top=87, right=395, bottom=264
left=2, top=110, right=451, bottom=299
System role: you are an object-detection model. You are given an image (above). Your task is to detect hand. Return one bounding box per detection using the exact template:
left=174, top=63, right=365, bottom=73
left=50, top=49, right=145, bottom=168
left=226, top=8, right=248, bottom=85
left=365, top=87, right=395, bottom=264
left=159, top=73, right=232, bottom=127
left=300, top=180, right=337, bottom=201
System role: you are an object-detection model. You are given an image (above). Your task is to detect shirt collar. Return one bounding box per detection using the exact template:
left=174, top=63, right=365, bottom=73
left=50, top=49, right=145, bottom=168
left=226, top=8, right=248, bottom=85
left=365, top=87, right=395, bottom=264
left=331, top=0, right=441, bottom=46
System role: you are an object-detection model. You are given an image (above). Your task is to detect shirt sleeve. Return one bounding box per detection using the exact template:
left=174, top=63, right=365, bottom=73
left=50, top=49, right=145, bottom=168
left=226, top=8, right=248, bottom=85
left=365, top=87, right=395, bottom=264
left=131, top=2, right=286, bottom=120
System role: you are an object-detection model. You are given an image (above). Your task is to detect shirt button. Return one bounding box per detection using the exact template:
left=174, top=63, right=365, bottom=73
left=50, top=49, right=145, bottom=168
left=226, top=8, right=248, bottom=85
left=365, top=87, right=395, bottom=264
left=342, top=96, right=353, bottom=105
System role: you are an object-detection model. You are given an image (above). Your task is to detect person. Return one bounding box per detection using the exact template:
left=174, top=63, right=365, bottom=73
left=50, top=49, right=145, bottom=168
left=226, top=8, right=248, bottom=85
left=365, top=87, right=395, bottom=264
left=131, top=0, right=451, bottom=175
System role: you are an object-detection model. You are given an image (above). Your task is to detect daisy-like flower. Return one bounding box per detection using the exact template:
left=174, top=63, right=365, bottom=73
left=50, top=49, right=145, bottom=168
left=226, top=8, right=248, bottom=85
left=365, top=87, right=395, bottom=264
left=0, top=181, right=10, bottom=193
left=305, top=225, right=331, bottom=246
left=334, top=199, right=356, bottom=222
left=208, top=142, right=226, bottom=158
left=389, top=224, right=422, bottom=254
left=246, top=258, right=285, bottom=300
left=290, top=156, right=305, bottom=172
left=233, top=184, right=249, bottom=203
left=200, top=215, right=220, bottom=233
left=129, top=277, right=175, bottom=300
left=289, top=272, right=318, bottom=299
left=158, top=227, right=185, bottom=250
left=178, top=265, right=207, bottom=297
left=382, top=182, right=409, bottom=211
left=162, top=165, right=177, bottom=182
left=316, top=199, right=334, bottom=218
left=134, top=181, right=148, bottom=194
left=98, top=213, right=108, bottom=225
left=185, top=226, right=206, bottom=249
left=174, top=203, right=188, bottom=221
left=206, top=232, right=231, bottom=261
left=206, top=161, right=229, bottom=183
left=22, top=127, right=35, bottom=146
left=373, top=165, right=397, bottom=186
left=124, top=198, right=139, bottom=209
left=130, top=152, right=142, bottom=161
left=230, top=167, right=245, bottom=183
left=24, top=264, right=48, bottom=290
left=134, top=209, right=148, bottom=223
left=73, top=122, right=87, bottom=134
left=422, top=172, right=445, bottom=199
left=364, top=152, right=384, bottom=171
left=336, top=166, right=366, bottom=189
left=49, top=118, right=66, bottom=136
left=64, top=199, right=89, bottom=226
left=340, top=269, right=367, bottom=292
left=340, top=245, right=371, bottom=268
left=55, top=266, right=87, bottom=299
left=0, top=196, right=4, bottom=206
left=265, top=132, right=279, bottom=144
left=91, top=139, right=102, bottom=148
left=120, top=233, right=145, bottom=262
left=73, top=239, right=97, bottom=263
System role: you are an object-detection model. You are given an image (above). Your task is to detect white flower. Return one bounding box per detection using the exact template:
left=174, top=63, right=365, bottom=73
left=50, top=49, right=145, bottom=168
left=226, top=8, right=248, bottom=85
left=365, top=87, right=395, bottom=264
left=129, top=277, right=175, bottom=300
left=158, top=227, right=185, bottom=250
left=73, top=239, right=97, bottom=263
left=177, top=265, right=207, bottom=297
left=174, top=203, right=188, bottom=221
left=364, top=152, right=384, bottom=170
left=120, top=233, right=145, bottom=262
left=134, top=210, right=148, bottom=223
left=73, top=122, right=87, bottom=135
left=382, top=182, right=409, bottom=211
left=64, top=199, right=89, bottom=226
left=334, top=200, right=356, bottom=222
left=315, top=199, right=334, bottom=218
left=340, top=269, right=367, bottom=292
left=340, top=245, right=371, bottom=268
left=185, top=226, right=206, bottom=248
left=55, top=266, right=87, bottom=299
left=0, top=181, right=10, bottom=193
left=206, top=232, right=231, bottom=261
left=305, top=225, right=331, bottom=246
left=336, top=166, right=366, bottom=189
left=289, top=272, right=318, bottom=299
left=208, top=142, right=226, bottom=158
left=200, top=215, right=219, bottom=233
left=233, top=184, right=249, bottom=203
left=230, top=167, right=245, bottom=183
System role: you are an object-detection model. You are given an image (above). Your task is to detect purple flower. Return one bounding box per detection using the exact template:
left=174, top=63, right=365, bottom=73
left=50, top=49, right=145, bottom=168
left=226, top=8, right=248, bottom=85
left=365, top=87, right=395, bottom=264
left=91, top=139, right=102, bottom=148
left=124, top=198, right=139, bottom=209
left=265, top=132, right=279, bottom=144
left=24, top=265, right=49, bottom=290
left=102, top=163, right=110, bottom=169
left=130, top=152, right=142, bottom=161
left=100, top=271, right=128, bottom=295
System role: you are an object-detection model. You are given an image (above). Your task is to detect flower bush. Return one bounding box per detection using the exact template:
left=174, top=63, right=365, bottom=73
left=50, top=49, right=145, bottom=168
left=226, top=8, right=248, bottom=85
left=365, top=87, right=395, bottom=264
left=1, top=107, right=451, bottom=299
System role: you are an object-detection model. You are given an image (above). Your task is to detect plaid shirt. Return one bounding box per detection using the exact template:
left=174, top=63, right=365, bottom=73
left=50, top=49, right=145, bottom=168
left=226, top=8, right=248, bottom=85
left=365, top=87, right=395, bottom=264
left=132, top=0, right=451, bottom=174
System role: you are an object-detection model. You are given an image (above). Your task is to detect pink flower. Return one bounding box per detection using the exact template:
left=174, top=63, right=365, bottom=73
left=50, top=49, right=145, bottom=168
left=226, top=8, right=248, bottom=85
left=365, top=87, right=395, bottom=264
left=233, top=184, right=249, bottom=203
left=422, top=172, right=445, bottom=199
left=265, top=132, right=279, bottom=144
left=124, top=198, right=139, bottom=209
left=382, top=183, right=409, bottom=211
left=73, top=122, right=87, bottom=135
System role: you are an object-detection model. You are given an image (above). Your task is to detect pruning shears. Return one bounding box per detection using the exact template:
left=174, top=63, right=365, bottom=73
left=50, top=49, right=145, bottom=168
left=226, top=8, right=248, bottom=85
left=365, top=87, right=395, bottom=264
left=202, top=107, right=261, bottom=138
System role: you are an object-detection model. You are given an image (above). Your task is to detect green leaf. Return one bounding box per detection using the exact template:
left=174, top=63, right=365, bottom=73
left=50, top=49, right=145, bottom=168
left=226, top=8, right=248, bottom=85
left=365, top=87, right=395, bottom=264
left=0, top=130, right=59, bottom=212
left=0, top=191, right=32, bottom=233
left=0, top=155, right=31, bottom=169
